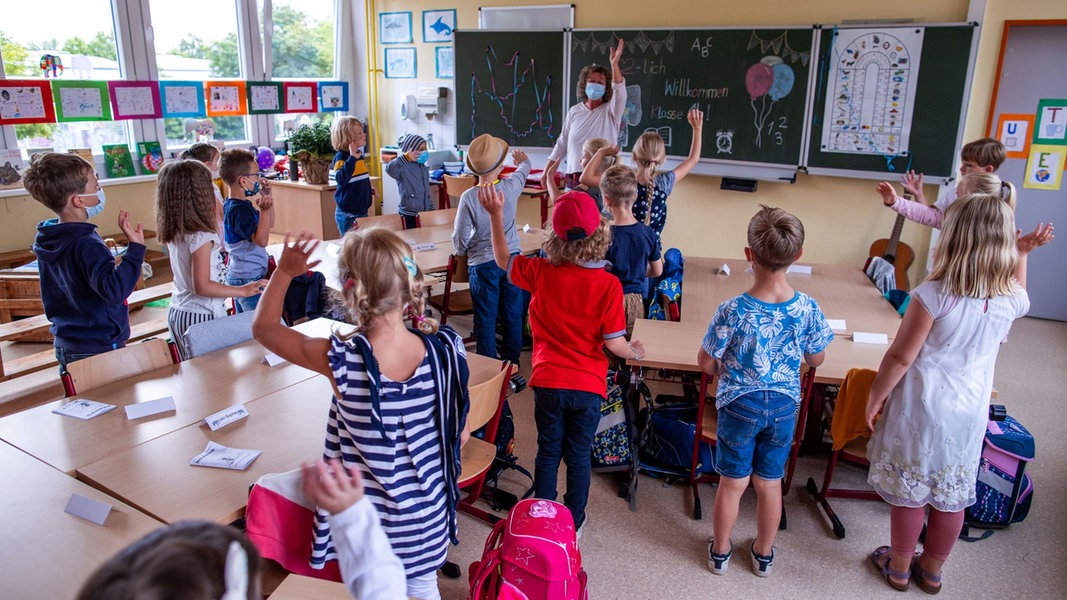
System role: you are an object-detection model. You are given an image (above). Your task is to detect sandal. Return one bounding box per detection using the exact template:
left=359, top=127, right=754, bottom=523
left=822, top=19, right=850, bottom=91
left=870, top=546, right=910, bottom=592
left=911, top=554, right=943, bottom=595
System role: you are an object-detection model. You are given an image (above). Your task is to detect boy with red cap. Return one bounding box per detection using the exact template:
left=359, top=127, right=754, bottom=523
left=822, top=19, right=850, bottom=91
left=478, top=185, right=645, bottom=538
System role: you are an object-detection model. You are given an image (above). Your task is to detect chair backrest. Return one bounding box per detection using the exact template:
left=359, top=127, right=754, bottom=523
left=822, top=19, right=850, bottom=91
left=184, top=311, right=256, bottom=359
left=416, top=207, right=458, bottom=228
left=466, top=362, right=513, bottom=432
left=443, top=174, right=476, bottom=203
left=448, top=254, right=470, bottom=285
left=64, top=338, right=175, bottom=395
left=354, top=214, right=404, bottom=232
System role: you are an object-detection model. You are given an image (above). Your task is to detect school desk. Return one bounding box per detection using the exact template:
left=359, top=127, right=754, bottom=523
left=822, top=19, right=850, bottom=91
left=270, top=574, right=349, bottom=599
left=0, top=441, right=164, bottom=599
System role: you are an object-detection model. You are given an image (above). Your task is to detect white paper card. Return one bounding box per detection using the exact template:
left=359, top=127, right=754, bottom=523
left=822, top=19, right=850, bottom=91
left=53, top=399, right=116, bottom=420
left=827, top=319, right=847, bottom=331
left=787, top=264, right=813, bottom=274
left=719, top=263, right=731, bottom=276
left=64, top=493, right=112, bottom=525
left=263, top=352, right=287, bottom=367
left=204, top=404, right=249, bottom=431
left=125, top=396, right=176, bottom=420
left=326, top=242, right=341, bottom=256
left=522, top=224, right=531, bottom=233
left=190, top=441, right=262, bottom=470
left=852, top=331, right=889, bottom=345
left=413, top=242, right=436, bottom=251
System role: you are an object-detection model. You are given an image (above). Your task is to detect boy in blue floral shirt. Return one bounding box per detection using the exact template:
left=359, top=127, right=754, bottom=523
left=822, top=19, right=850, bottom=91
left=697, top=205, right=833, bottom=578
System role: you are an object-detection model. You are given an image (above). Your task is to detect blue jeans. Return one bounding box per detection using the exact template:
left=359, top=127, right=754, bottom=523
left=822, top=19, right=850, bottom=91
left=532, top=387, right=602, bottom=530
left=469, top=257, right=524, bottom=364
left=335, top=208, right=366, bottom=238
left=55, top=347, right=104, bottom=374
left=227, top=274, right=265, bottom=313
left=715, top=391, right=797, bottom=480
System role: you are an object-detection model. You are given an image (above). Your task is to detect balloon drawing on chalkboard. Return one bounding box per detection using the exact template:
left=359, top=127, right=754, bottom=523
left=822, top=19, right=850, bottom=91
left=745, top=63, right=774, bottom=100
left=747, top=58, right=795, bottom=148
left=769, top=64, right=795, bottom=101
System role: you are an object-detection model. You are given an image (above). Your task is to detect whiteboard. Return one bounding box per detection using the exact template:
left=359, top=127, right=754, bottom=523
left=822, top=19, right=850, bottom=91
left=479, top=4, right=574, bottom=30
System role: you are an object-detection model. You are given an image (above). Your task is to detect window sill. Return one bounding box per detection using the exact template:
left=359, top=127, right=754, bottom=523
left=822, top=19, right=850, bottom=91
left=0, top=174, right=158, bottom=199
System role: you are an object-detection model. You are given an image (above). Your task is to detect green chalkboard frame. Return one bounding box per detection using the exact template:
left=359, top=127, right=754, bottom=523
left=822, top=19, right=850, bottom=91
left=453, top=30, right=566, bottom=147
left=805, top=23, right=979, bottom=182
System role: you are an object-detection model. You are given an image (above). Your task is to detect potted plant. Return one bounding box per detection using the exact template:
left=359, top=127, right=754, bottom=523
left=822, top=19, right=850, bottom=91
left=287, top=122, right=335, bottom=185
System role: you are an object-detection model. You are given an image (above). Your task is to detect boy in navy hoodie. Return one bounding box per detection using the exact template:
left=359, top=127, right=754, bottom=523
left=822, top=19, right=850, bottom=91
left=23, top=152, right=146, bottom=372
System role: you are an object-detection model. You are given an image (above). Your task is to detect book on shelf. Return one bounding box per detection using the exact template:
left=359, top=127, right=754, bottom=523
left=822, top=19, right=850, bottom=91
left=102, top=144, right=136, bottom=178
left=68, top=147, right=94, bottom=166
left=137, top=141, right=165, bottom=174
left=0, top=148, right=28, bottom=187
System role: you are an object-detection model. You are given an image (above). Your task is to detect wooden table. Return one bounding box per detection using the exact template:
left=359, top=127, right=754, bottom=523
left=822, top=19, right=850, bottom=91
left=0, top=441, right=163, bottom=599
left=270, top=574, right=349, bottom=599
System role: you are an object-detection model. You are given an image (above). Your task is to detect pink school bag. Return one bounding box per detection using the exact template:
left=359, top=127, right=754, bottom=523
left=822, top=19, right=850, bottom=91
left=469, top=498, right=588, bottom=600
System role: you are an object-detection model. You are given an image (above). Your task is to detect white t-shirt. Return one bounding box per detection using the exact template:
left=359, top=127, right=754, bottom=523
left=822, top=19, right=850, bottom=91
left=548, top=79, right=628, bottom=174
left=167, top=230, right=227, bottom=317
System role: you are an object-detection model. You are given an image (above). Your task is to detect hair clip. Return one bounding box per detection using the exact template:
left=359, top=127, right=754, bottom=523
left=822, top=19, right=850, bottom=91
left=343, top=278, right=355, bottom=290
left=402, top=256, right=417, bottom=277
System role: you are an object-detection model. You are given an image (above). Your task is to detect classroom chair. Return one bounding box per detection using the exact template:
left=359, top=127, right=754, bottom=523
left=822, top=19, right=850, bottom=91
left=61, top=338, right=178, bottom=396
left=415, top=207, right=458, bottom=228
left=805, top=367, right=881, bottom=539
left=427, top=254, right=474, bottom=336
left=457, top=361, right=515, bottom=524
left=354, top=214, right=405, bottom=232
left=183, top=311, right=256, bottom=359
left=443, top=174, right=476, bottom=209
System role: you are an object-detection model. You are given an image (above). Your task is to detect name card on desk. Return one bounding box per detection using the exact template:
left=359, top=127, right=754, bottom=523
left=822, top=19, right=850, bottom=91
left=413, top=242, right=436, bottom=251
left=53, top=399, right=116, bottom=420
left=827, top=319, right=847, bottom=331
left=522, top=224, right=531, bottom=233
left=190, top=441, right=261, bottom=470
left=205, top=404, right=249, bottom=431
left=719, top=263, right=731, bottom=276
left=64, top=493, right=112, bottom=525
left=852, top=331, right=889, bottom=345
left=787, top=264, right=813, bottom=275
left=263, top=352, right=287, bottom=367
left=125, top=396, right=177, bottom=420
left=326, top=242, right=341, bottom=256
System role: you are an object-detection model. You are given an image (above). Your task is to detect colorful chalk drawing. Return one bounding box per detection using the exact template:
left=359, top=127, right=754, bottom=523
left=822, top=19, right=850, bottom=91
left=0, top=85, right=48, bottom=120
left=743, top=32, right=808, bottom=149
left=59, top=87, right=105, bottom=119
left=821, top=28, right=924, bottom=156
left=467, top=44, right=555, bottom=141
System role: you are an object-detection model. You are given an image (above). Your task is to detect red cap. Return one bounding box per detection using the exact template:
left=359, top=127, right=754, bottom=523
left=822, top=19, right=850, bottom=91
left=552, top=191, right=600, bottom=241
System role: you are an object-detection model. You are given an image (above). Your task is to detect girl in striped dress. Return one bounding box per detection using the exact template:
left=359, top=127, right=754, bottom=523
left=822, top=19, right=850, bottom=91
left=253, top=228, right=470, bottom=600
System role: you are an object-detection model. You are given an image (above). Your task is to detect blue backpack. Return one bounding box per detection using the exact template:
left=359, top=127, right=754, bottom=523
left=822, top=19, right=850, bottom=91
left=960, top=414, right=1035, bottom=541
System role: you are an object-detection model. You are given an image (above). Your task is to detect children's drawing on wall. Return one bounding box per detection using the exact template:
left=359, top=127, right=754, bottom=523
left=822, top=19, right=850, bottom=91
left=0, top=86, right=48, bottom=121
left=744, top=32, right=807, bottom=149
left=467, top=44, right=555, bottom=141
left=384, top=47, right=416, bottom=79
left=250, top=86, right=281, bottom=112
left=161, top=83, right=203, bottom=117
left=59, top=87, right=104, bottom=119
left=423, top=9, right=455, bottom=44
left=209, top=86, right=241, bottom=113
left=821, top=27, right=924, bottom=156
left=286, top=86, right=314, bottom=112
left=114, top=86, right=157, bottom=117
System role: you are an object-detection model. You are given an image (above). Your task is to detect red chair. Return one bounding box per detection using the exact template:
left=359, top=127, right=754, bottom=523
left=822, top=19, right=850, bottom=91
left=457, top=361, right=514, bottom=524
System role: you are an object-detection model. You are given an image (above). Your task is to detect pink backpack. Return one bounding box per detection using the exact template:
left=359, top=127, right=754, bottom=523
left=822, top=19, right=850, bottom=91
left=469, top=498, right=588, bottom=600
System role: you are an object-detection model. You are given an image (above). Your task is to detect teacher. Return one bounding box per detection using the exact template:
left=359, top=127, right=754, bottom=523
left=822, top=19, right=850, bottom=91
left=543, top=38, right=626, bottom=191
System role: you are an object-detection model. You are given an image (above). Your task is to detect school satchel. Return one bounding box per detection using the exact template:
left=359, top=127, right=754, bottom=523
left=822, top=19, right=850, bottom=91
left=639, top=402, right=715, bottom=477
left=960, top=413, right=1035, bottom=542
left=469, top=498, right=588, bottom=600
left=591, top=370, right=634, bottom=471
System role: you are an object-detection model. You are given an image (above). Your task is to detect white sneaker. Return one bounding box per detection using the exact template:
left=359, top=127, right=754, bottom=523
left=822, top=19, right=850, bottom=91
left=576, top=517, right=587, bottom=541
left=708, top=538, right=732, bottom=575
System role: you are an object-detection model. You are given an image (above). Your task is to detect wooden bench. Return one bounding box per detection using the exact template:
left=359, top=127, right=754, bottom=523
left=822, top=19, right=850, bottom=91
left=0, top=248, right=35, bottom=270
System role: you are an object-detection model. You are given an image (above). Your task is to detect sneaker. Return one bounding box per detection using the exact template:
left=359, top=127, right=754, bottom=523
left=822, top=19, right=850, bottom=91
left=707, top=538, right=732, bottom=575
left=576, top=517, right=587, bottom=541
left=750, top=543, right=774, bottom=577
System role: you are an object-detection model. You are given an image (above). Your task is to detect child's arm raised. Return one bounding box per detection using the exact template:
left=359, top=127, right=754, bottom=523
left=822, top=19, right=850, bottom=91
left=86, top=210, right=146, bottom=303
left=672, top=108, right=704, bottom=183
left=579, top=145, right=618, bottom=190
left=543, top=159, right=562, bottom=203
left=1015, top=222, right=1055, bottom=288
left=251, top=232, right=333, bottom=378
left=864, top=298, right=935, bottom=430
left=902, top=170, right=928, bottom=205
left=477, top=185, right=512, bottom=270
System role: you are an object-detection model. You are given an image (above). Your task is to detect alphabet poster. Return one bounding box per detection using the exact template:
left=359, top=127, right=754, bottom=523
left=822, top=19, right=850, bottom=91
left=1024, top=144, right=1065, bottom=190
left=820, top=27, right=925, bottom=156
left=996, top=113, right=1035, bottom=159
left=1033, top=99, right=1067, bottom=145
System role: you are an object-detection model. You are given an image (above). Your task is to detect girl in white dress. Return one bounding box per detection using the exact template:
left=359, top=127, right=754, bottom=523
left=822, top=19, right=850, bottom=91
left=864, top=193, right=1053, bottom=594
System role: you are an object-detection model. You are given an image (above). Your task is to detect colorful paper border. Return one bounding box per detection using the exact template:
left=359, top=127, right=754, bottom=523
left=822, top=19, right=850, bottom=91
left=318, top=81, right=349, bottom=112
left=0, top=79, right=56, bottom=125
left=159, top=81, right=206, bottom=118
left=246, top=81, right=284, bottom=114
left=380, top=11, right=413, bottom=44
left=1033, top=99, right=1067, bottom=146
left=108, top=81, right=162, bottom=120
left=204, top=81, right=248, bottom=117
left=283, top=82, right=318, bottom=113
left=51, top=80, right=112, bottom=122
left=384, top=47, right=417, bottom=79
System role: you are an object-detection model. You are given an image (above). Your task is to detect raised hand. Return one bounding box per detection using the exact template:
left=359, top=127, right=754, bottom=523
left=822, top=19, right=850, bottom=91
left=512, top=149, right=529, bottom=164
left=902, top=170, right=923, bottom=199
left=117, top=209, right=145, bottom=246
left=277, top=232, right=322, bottom=277
left=1017, top=222, right=1055, bottom=255
left=609, top=37, right=624, bottom=65
left=688, top=108, right=704, bottom=130
left=301, top=458, right=365, bottom=515
left=348, top=142, right=363, bottom=159
left=876, top=181, right=898, bottom=207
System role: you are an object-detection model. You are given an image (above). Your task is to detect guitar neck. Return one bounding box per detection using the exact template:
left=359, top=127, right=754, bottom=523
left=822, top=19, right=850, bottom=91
left=884, top=190, right=911, bottom=260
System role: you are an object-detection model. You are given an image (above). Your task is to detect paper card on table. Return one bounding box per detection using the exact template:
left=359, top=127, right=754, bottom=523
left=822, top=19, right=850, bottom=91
left=53, top=399, right=116, bottom=420
left=190, top=441, right=262, bottom=470
left=522, top=224, right=531, bottom=233
left=719, top=263, right=731, bottom=276
left=852, top=331, right=889, bottom=345
left=413, top=242, right=436, bottom=251
left=263, top=352, right=287, bottom=367
left=125, top=396, right=177, bottom=420
left=64, top=493, right=112, bottom=525
left=827, top=319, right=847, bottom=331
left=326, top=242, right=341, bottom=256
left=787, top=264, right=813, bottom=274
left=204, top=404, right=250, bottom=431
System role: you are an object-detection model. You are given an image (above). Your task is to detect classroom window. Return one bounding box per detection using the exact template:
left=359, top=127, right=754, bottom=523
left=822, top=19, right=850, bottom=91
left=265, top=0, right=337, bottom=141
left=149, top=0, right=249, bottom=147
left=0, top=0, right=130, bottom=155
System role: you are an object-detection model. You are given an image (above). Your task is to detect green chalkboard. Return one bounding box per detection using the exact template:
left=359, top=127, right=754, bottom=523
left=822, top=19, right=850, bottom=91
left=806, top=24, right=977, bottom=180
left=569, top=28, right=815, bottom=167
left=453, top=30, right=565, bottom=147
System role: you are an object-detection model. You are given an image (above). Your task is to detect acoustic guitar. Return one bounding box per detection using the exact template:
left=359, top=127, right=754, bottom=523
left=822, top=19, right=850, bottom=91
left=869, top=196, right=915, bottom=290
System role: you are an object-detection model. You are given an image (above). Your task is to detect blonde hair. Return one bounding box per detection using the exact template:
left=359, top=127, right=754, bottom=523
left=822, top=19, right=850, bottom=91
left=331, top=116, right=365, bottom=151
left=155, top=160, right=220, bottom=244
left=581, top=137, right=614, bottom=174
left=22, top=152, right=94, bottom=213
left=928, top=193, right=1020, bottom=299
left=542, top=217, right=612, bottom=266
left=957, top=172, right=1016, bottom=210
left=337, top=227, right=437, bottom=335
left=600, top=165, right=638, bottom=208
left=747, top=204, right=804, bottom=271
left=632, top=131, right=666, bottom=178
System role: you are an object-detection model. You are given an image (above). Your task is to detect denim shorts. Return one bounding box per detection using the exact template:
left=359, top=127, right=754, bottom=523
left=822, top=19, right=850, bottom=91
left=714, top=390, right=797, bottom=480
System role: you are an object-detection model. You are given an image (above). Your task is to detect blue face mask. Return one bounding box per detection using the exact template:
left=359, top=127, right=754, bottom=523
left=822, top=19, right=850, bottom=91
left=85, top=189, right=106, bottom=219
left=585, top=82, right=606, bottom=101
left=243, top=177, right=261, bottom=198
left=415, top=150, right=430, bottom=165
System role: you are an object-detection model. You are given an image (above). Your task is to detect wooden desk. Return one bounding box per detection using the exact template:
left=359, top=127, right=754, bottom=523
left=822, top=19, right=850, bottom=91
left=0, top=442, right=163, bottom=599
left=522, top=186, right=550, bottom=227
left=270, top=178, right=381, bottom=242
left=271, top=574, right=349, bottom=599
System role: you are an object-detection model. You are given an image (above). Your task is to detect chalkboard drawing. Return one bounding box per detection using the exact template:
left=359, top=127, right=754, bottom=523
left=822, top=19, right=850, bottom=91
left=746, top=57, right=795, bottom=148
left=574, top=31, right=674, bottom=55
left=468, top=45, right=555, bottom=141
left=619, top=84, right=643, bottom=147
left=716, top=130, right=734, bottom=155
left=644, top=126, right=673, bottom=147
left=820, top=28, right=925, bottom=156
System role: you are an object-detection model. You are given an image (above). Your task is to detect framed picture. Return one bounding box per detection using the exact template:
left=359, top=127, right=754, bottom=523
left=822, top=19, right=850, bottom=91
left=204, top=81, right=247, bottom=117
left=159, top=81, right=206, bottom=118
left=1033, top=98, right=1067, bottom=146
left=108, top=81, right=161, bottom=120
left=246, top=81, right=283, bottom=114
left=0, top=79, right=56, bottom=125
left=380, top=12, right=412, bottom=44
left=435, top=46, right=454, bottom=79
left=283, top=82, right=318, bottom=113
left=423, top=9, right=456, bottom=43
left=318, top=81, right=349, bottom=112
left=52, top=80, right=112, bottom=122
left=384, top=47, right=417, bottom=79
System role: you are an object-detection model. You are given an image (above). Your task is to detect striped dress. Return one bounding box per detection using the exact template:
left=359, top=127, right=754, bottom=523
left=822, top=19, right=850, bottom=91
left=311, top=334, right=452, bottom=579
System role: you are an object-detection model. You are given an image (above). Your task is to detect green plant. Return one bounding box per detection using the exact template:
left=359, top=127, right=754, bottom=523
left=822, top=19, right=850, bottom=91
left=288, top=122, right=334, bottom=159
